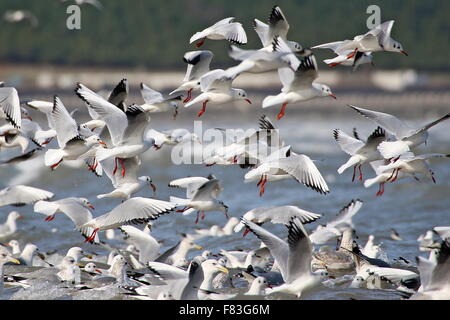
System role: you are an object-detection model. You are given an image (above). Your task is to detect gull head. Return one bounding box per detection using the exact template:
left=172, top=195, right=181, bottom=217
left=388, top=40, right=408, bottom=56
left=317, top=84, right=336, bottom=99
left=202, top=259, right=229, bottom=276
left=84, top=262, right=102, bottom=274
left=8, top=211, right=23, bottom=221
left=79, top=198, right=95, bottom=210
left=85, top=135, right=106, bottom=147
left=233, top=89, right=252, bottom=104
left=139, top=176, right=157, bottom=194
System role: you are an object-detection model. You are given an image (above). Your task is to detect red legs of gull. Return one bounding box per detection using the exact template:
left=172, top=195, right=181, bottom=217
left=85, top=228, right=99, bottom=243
left=195, top=38, right=206, bottom=48
left=201, top=210, right=205, bottom=220
left=386, top=169, right=396, bottom=182
left=50, top=159, right=63, bottom=170
left=346, top=48, right=358, bottom=60
left=197, top=100, right=208, bottom=117
left=358, top=164, right=363, bottom=181
left=352, top=165, right=357, bottom=182
left=88, top=158, right=98, bottom=172
left=242, top=227, right=251, bottom=237
left=277, top=103, right=288, bottom=120
left=44, top=215, right=55, bottom=222
left=258, top=175, right=268, bottom=197
left=176, top=207, right=188, bottom=213
left=119, top=158, right=126, bottom=177
left=376, top=182, right=385, bottom=196
left=183, top=89, right=193, bottom=103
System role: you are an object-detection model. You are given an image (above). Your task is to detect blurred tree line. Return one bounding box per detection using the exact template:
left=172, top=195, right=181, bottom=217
left=0, top=0, right=449, bottom=71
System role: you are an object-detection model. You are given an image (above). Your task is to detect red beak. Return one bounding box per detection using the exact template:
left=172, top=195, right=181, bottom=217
left=245, top=99, right=252, bottom=104
left=89, top=204, right=95, bottom=210
left=242, top=228, right=251, bottom=237
left=329, top=93, right=337, bottom=99
left=17, top=215, right=24, bottom=219
left=95, top=269, right=102, bottom=274
left=99, top=141, right=107, bottom=146
left=44, top=215, right=55, bottom=222
left=401, top=50, right=408, bottom=56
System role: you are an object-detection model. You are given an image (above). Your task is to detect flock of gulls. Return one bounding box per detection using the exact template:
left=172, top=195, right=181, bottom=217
left=0, top=5, right=449, bottom=300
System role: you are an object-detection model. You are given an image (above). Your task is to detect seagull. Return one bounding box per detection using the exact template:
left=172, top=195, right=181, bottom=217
left=33, top=197, right=99, bottom=244
left=413, top=240, right=450, bottom=299
left=97, top=156, right=156, bottom=199
left=170, top=50, right=214, bottom=103
left=309, top=199, right=363, bottom=245
left=242, top=217, right=327, bottom=298
left=3, top=10, right=38, bottom=27
left=333, top=126, right=386, bottom=181
left=244, top=276, right=270, bottom=296
left=44, top=96, right=106, bottom=170
left=80, top=197, right=177, bottom=243
left=312, top=228, right=356, bottom=271
left=166, top=235, right=203, bottom=266
left=145, top=128, right=201, bottom=150
left=0, top=211, right=23, bottom=238
left=312, top=41, right=373, bottom=70
left=189, top=17, right=247, bottom=48
left=169, top=176, right=229, bottom=224
left=252, top=6, right=306, bottom=53
left=377, top=152, right=450, bottom=183
left=391, top=229, right=403, bottom=241
left=184, top=69, right=252, bottom=117
left=262, top=54, right=336, bottom=120
left=433, top=227, right=450, bottom=241
left=234, top=205, right=322, bottom=236
left=0, top=87, right=22, bottom=129
left=244, top=146, right=330, bottom=196
left=0, top=250, right=20, bottom=294
left=0, top=185, right=54, bottom=208
left=363, top=160, right=410, bottom=196
left=140, top=83, right=181, bottom=119
left=75, top=83, right=154, bottom=177
left=225, top=35, right=301, bottom=79
left=118, top=225, right=160, bottom=263
left=348, top=104, right=450, bottom=160
left=7, top=240, right=21, bottom=255
left=313, top=20, right=407, bottom=61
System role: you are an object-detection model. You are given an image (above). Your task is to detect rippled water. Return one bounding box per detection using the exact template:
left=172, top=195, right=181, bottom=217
left=1, top=104, right=449, bottom=300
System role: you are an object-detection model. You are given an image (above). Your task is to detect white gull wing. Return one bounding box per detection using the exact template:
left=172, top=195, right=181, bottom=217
left=327, top=199, right=363, bottom=229
left=200, top=69, right=232, bottom=92
left=252, top=19, right=270, bottom=47
left=119, top=225, right=160, bottom=262
left=267, top=6, right=290, bottom=41
left=416, top=256, right=436, bottom=291
left=169, top=176, right=210, bottom=199
left=0, top=185, right=53, bottom=207
left=25, top=100, right=55, bottom=129
left=348, top=105, right=415, bottom=139
left=51, top=96, right=79, bottom=148
left=119, top=105, right=151, bottom=146
left=369, top=20, right=395, bottom=46
left=333, top=129, right=365, bottom=155
left=182, top=50, right=214, bottom=82
left=0, top=87, right=21, bottom=129
left=262, top=153, right=330, bottom=194
left=190, top=17, right=247, bottom=45
left=278, top=54, right=318, bottom=92
left=228, top=45, right=258, bottom=61
left=140, top=83, right=164, bottom=104
left=412, top=113, right=450, bottom=136
left=285, top=217, right=313, bottom=283
left=365, top=266, right=418, bottom=284
left=147, top=261, right=188, bottom=280
left=191, top=179, right=223, bottom=201
left=82, top=197, right=176, bottom=230
left=75, top=83, right=127, bottom=146
left=433, top=227, right=450, bottom=241
left=241, top=218, right=290, bottom=281
left=236, top=206, right=321, bottom=232
left=107, top=78, right=128, bottom=109
left=312, top=40, right=353, bottom=55
left=428, top=241, right=450, bottom=291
